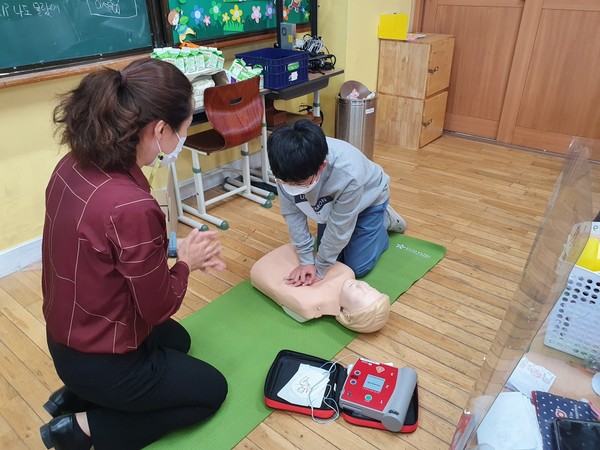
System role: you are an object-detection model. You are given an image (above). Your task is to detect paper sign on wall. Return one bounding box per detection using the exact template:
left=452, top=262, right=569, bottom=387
left=378, top=13, right=409, bottom=40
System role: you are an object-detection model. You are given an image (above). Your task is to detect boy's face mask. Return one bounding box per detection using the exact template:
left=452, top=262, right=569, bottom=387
left=280, top=169, right=321, bottom=196
left=280, top=177, right=319, bottom=196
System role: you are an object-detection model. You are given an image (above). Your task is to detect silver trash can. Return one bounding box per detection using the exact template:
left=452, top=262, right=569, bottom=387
left=335, top=81, right=377, bottom=160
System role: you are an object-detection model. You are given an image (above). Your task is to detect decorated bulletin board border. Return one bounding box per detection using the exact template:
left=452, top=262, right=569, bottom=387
left=166, top=0, right=311, bottom=44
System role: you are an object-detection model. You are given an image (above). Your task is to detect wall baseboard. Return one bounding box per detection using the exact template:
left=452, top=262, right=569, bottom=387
left=0, top=152, right=265, bottom=279
left=0, top=237, right=42, bottom=278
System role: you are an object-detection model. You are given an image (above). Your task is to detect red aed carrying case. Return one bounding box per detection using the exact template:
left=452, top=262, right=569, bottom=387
left=264, top=349, right=419, bottom=432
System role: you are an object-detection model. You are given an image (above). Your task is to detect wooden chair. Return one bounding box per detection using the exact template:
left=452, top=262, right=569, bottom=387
left=169, top=76, right=274, bottom=230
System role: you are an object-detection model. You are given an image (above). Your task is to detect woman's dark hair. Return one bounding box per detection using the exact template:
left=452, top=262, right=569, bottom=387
left=53, top=58, right=193, bottom=171
left=267, top=119, right=328, bottom=182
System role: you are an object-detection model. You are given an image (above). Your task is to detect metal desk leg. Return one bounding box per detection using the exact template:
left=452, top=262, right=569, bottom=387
left=313, top=90, right=321, bottom=119
left=250, top=93, right=277, bottom=190
left=260, top=95, right=270, bottom=183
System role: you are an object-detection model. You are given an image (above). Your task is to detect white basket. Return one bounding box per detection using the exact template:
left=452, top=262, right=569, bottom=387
left=544, top=265, right=600, bottom=360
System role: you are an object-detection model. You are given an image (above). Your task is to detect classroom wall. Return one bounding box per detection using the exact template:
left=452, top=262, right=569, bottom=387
left=0, top=0, right=411, bottom=273
left=317, top=0, right=412, bottom=137
left=0, top=79, right=65, bottom=255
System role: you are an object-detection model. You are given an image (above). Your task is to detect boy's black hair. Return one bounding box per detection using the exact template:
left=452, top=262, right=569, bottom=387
left=267, top=119, right=328, bottom=182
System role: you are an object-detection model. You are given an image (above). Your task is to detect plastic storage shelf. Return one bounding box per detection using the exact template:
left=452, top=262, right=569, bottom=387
left=235, top=48, right=308, bottom=90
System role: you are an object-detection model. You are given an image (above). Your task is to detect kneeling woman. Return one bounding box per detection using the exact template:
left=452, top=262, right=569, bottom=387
left=40, top=58, right=228, bottom=450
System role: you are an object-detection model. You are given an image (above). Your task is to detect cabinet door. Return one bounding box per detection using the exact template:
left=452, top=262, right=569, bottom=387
left=378, top=39, right=430, bottom=99
left=421, top=91, right=448, bottom=147
left=378, top=36, right=454, bottom=100
left=426, top=37, right=454, bottom=97
left=375, top=93, right=424, bottom=149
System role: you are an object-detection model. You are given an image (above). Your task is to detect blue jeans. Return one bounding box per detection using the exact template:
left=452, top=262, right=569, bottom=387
left=317, top=200, right=389, bottom=277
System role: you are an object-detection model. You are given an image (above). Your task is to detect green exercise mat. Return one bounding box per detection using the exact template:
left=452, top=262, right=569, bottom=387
left=147, top=234, right=445, bottom=449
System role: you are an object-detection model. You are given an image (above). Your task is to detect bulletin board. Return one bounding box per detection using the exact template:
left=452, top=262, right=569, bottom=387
left=163, top=0, right=311, bottom=45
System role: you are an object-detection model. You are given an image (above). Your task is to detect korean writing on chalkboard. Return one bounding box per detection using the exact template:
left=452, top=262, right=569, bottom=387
left=0, top=1, right=141, bottom=20
left=0, top=2, right=61, bottom=18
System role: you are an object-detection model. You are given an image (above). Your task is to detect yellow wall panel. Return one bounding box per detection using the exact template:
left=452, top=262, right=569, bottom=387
left=0, top=0, right=411, bottom=253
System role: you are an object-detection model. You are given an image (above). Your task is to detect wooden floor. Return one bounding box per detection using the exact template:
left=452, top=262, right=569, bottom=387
left=1, top=135, right=598, bottom=449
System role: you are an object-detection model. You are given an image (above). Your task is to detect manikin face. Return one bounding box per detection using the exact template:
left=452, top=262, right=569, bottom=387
left=337, top=279, right=390, bottom=333
left=340, top=279, right=381, bottom=312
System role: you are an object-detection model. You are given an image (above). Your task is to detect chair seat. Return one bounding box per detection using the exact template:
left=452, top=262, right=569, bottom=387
left=185, top=129, right=226, bottom=154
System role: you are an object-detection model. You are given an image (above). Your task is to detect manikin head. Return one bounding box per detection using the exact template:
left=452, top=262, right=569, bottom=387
left=337, top=279, right=390, bottom=333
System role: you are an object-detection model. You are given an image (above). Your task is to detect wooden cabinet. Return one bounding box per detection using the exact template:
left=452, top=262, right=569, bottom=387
left=375, top=34, right=455, bottom=149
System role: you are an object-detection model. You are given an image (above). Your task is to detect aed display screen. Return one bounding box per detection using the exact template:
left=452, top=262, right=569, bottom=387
left=363, top=375, right=385, bottom=392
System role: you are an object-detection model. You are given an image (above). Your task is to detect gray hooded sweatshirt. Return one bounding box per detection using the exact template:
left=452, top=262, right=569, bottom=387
left=277, top=137, right=389, bottom=278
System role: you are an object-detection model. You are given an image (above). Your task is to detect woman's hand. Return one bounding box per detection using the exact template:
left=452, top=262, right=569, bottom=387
left=284, top=264, right=322, bottom=287
left=176, top=228, right=226, bottom=273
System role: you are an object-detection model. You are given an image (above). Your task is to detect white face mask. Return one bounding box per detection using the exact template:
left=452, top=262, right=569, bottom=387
left=281, top=177, right=319, bottom=196
left=280, top=171, right=321, bottom=196
left=280, top=170, right=321, bottom=196
left=148, top=130, right=186, bottom=187
left=153, top=131, right=186, bottom=168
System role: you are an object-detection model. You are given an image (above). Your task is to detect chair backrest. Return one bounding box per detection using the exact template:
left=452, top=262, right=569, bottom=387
left=203, top=76, right=264, bottom=149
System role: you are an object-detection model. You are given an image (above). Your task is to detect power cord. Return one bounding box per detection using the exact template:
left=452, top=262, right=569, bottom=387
left=306, top=353, right=360, bottom=424
left=299, top=103, right=324, bottom=127
left=308, top=53, right=336, bottom=72
left=301, top=35, right=336, bottom=72
left=301, top=35, right=324, bottom=55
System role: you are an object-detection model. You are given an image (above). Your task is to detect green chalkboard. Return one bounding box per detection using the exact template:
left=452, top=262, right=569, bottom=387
left=0, top=0, right=155, bottom=74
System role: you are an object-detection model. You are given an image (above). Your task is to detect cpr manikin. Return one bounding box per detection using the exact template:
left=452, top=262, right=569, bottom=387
left=250, top=244, right=390, bottom=333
